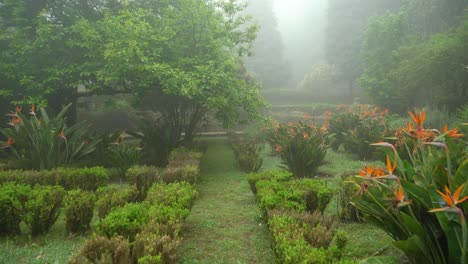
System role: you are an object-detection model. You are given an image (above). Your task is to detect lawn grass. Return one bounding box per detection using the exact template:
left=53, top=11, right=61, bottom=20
left=176, top=137, right=275, bottom=264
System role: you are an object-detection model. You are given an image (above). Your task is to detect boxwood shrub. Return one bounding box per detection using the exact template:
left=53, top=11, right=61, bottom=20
left=126, top=165, right=161, bottom=201
left=0, top=167, right=108, bottom=191
left=247, top=169, right=293, bottom=194
left=0, top=183, right=31, bottom=235
left=98, top=202, right=150, bottom=241
left=96, top=185, right=138, bottom=219
left=24, top=185, right=65, bottom=236
left=64, top=189, right=96, bottom=234
left=146, top=182, right=198, bottom=210
left=69, top=235, right=132, bottom=264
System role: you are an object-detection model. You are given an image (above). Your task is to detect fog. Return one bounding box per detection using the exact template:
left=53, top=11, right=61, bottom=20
left=273, top=0, right=328, bottom=86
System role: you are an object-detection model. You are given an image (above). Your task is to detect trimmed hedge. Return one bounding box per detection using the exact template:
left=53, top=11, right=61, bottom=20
left=162, top=165, right=199, bottom=184
left=247, top=169, right=293, bottom=194
left=64, top=189, right=95, bottom=234
left=24, top=185, right=65, bottom=236
left=254, top=176, right=334, bottom=216
left=0, top=183, right=31, bottom=235
left=96, top=185, right=138, bottom=219
left=69, top=235, right=132, bottom=264
left=98, top=202, right=151, bottom=241
left=146, top=182, right=198, bottom=210
left=0, top=167, right=108, bottom=191
left=126, top=165, right=161, bottom=201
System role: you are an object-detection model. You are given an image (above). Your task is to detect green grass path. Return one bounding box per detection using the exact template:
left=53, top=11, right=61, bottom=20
left=177, top=138, right=275, bottom=264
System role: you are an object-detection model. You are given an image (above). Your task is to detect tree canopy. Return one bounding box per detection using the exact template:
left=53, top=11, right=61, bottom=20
left=0, top=0, right=264, bottom=137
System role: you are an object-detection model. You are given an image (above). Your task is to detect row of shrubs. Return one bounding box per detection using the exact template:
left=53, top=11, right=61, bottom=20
left=0, top=184, right=95, bottom=236
left=0, top=166, right=108, bottom=191
left=70, top=147, right=204, bottom=263
left=248, top=170, right=354, bottom=264
left=228, top=132, right=264, bottom=173
left=70, top=181, right=198, bottom=263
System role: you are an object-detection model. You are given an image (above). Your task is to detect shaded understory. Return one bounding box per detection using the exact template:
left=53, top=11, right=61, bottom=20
left=177, top=138, right=275, bottom=264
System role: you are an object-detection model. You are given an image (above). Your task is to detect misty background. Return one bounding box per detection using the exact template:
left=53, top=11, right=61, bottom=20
left=244, top=0, right=402, bottom=98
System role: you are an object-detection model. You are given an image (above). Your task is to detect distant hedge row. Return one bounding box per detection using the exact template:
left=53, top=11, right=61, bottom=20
left=0, top=167, right=108, bottom=191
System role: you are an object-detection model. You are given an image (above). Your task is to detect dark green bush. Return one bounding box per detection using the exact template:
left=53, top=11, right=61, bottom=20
left=0, top=167, right=108, bottom=191
left=146, top=182, right=198, bottom=210
left=133, top=220, right=182, bottom=264
left=127, top=165, right=161, bottom=201
left=247, top=169, right=292, bottom=194
left=0, top=183, right=31, bottom=235
left=162, top=165, right=199, bottom=184
left=98, top=202, right=150, bottom=241
left=24, top=185, right=65, bottom=236
left=69, top=235, right=132, bottom=264
left=96, top=185, right=138, bottom=219
left=64, top=189, right=96, bottom=234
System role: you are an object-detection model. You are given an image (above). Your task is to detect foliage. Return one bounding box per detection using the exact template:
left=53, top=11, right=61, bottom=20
left=128, top=115, right=179, bottom=167
left=162, top=165, right=200, bottom=185
left=96, top=185, right=138, bottom=219
left=360, top=3, right=468, bottom=112
left=69, top=235, right=132, bottom=264
left=0, top=167, right=108, bottom=191
left=127, top=165, right=161, bottom=202
left=0, top=0, right=264, bottom=132
left=255, top=177, right=334, bottom=216
left=134, top=221, right=181, bottom=264
left=167, top=147, right=203, bottom=167
left=326, top=0, right=402, bottom=97
left=98, top=202, right=150, bottom=242
left=337, top=176, right=362, bottom=222
left=267, top=211, right=349, bottom=264
left=64, top=189, right=95, bottom=234
left=146, top=182, right=198, bottom=210
left=351, top=109, right=467, bottom=263
left=0, top=104, right=99, bottom=170
left=108, top=135, right=142, bottom=178
left=247, top=169, right=293, bottom=194
left=147, top=205, right=190, bottom=226
left=325, top=104, right=390, bottom=159
left=24, top=185, right=65, bottom=236
left=456, top=104, right=468, bottom=135
left=0, top=183, right=30, bottom=235
left=230, top=132, right=264, bottom=173
left=265, top=119, right=328, bottom=178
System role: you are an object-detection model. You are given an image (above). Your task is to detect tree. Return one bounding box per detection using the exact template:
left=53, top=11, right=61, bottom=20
left=359, top=1, right=468, bottom=112
left=0, top=0, right=264, bottom=142
left=243, top=0, right=290, bottom=89
left=325, top=0, right=403, bottom=97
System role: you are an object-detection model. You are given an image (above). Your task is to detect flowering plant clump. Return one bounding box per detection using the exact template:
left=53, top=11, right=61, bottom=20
left=351, top=109, right=467, bottom=264
left=0, top=104, right=99, bottom=170
left=265, top=118, right=328, bottom=178
left=325, top=104, right=391, bottom=159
